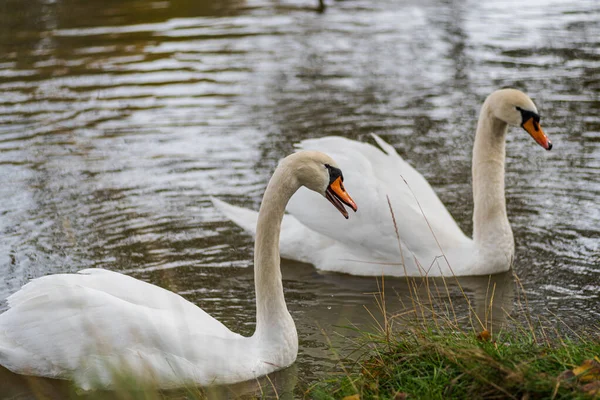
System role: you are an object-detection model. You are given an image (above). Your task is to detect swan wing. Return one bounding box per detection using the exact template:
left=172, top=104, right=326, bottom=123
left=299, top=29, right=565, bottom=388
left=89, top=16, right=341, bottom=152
left=287, top=135, right=471, bottom=268
left=0, top=269, right=242, bottom=385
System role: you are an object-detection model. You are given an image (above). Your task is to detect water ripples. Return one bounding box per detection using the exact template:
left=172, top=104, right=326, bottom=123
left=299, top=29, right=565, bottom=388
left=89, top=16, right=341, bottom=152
left=0, top=0, right=598, bottom=395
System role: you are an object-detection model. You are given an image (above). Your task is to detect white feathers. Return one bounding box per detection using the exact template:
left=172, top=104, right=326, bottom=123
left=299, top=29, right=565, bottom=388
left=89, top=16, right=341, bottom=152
left=215, top=134, right=474, bottom=277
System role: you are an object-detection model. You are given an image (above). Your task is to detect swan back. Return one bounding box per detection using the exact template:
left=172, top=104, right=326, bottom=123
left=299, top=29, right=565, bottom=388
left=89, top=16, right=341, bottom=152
left=0, top=269, right=247, bottom=388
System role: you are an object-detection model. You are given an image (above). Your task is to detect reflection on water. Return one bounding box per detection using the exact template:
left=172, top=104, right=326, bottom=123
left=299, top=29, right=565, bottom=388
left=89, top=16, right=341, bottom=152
left=0, top=0, right=598, bottom=397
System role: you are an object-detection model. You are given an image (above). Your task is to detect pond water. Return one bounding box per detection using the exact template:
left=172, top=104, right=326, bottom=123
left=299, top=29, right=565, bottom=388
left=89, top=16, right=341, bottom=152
left=0, top=0, right=598, bottom=398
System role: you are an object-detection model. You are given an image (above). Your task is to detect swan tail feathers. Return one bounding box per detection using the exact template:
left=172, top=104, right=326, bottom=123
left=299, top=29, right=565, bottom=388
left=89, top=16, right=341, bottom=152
left=370, top=133, right=399, bottom=156
left=211, top=197, right=258, bottom=236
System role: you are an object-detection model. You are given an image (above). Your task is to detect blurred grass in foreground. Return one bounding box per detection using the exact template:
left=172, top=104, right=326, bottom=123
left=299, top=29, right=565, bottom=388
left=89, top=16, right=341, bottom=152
left=305, top=199, right=600, bottom=399
left=307, top=309, right=600, bottom=399
left=7, top=200, right=600, bottom=400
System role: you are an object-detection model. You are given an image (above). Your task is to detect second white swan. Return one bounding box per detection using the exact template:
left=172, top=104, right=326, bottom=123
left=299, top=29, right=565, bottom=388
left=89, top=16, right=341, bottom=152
left=0, top=151, right=357, bottom=389
left=214, top=89, right=552, bottom=277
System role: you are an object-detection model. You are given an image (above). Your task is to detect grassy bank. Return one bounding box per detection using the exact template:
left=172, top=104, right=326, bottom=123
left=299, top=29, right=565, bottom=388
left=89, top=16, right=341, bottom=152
left=309, top=327, right=600, bottom=399
left=306, top=275, right=600, bottom=400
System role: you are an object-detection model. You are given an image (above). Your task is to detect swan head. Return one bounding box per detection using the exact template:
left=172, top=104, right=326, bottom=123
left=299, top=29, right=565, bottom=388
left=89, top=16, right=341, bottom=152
left=284, top=151, right=357, bottom=219
left=487, top=89, right=552, bottom=150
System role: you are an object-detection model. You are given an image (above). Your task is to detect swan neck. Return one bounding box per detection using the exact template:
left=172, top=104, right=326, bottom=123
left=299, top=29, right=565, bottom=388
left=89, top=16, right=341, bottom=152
left=472, top=102, right=513, bottom=247
left=253, top=164, right=298, bottom=340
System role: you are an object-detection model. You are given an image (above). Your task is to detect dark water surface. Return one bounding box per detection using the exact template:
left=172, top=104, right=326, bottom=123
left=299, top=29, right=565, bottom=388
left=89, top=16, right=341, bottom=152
left=0, top=0, right=598, bottom=397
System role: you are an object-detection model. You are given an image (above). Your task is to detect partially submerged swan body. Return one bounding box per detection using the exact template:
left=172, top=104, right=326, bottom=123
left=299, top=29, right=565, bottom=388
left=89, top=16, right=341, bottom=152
left=0, top=151, right=357, bottom=390
left=215, top=89, right=552, bottom=277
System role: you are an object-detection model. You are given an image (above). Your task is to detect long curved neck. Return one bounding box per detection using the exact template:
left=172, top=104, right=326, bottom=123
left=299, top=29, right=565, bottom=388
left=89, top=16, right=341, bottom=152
left=253, top=162, right=299, bottom=340
left=472, top=102, right=513, bottom=250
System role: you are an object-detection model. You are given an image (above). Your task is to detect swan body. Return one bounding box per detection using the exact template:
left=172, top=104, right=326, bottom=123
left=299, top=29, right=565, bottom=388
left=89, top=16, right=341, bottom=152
left=0, top=151, right=356, bottom=389
left=214, top=89, right=552, bottom=277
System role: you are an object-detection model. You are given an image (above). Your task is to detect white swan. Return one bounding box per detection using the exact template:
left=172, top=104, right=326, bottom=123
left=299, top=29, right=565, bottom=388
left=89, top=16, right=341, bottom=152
left=0, top=151, right=357, bottom=390
left=214, top=89, right=552, bottom=277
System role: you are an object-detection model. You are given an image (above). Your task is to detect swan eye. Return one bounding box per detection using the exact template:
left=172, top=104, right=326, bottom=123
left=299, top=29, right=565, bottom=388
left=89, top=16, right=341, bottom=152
left=516, top=106, right=540, bottom=124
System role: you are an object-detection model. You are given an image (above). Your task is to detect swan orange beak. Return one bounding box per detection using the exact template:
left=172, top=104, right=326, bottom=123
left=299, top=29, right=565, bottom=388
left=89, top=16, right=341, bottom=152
left=522, top=117, right=552, bottom=150
left=326, top=176, right=357, bottom=219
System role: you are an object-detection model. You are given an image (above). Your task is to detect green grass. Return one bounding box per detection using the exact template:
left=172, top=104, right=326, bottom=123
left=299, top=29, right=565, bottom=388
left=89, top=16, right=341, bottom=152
left=303, top=267, right=600, bottom=400
left=308, top=326, right=600, bottom=399
left=304, top=197, right=600, bottom=399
